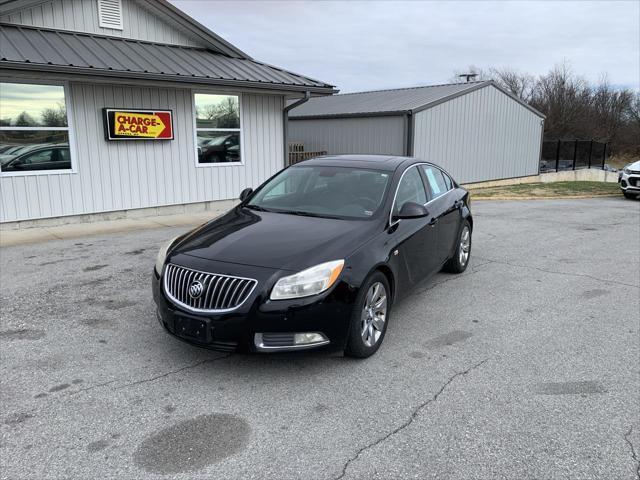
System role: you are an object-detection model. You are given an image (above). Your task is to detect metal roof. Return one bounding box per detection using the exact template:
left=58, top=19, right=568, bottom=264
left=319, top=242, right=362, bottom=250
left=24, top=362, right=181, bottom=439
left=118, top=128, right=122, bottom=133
left=289, top=81, right=543, bottom=119
left=0, top=0, right=250, bottom=58
left=0, top=23, right=336, bottom=93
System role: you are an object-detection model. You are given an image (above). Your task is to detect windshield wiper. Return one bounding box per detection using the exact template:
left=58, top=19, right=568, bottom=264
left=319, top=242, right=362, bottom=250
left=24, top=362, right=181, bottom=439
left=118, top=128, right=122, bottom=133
left=244, top=204, right=273, bottom=212
left=279, top=210, right=342, bottom=219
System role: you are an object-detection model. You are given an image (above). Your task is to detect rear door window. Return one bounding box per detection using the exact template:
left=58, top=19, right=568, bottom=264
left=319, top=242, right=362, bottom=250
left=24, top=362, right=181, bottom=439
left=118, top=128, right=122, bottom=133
left=421, top=165, right=448, bottom=199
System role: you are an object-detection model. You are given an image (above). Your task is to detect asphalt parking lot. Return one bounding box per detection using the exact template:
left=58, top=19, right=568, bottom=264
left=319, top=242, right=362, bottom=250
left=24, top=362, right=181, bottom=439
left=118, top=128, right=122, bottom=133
left=1, top=197, right=639, bottom=480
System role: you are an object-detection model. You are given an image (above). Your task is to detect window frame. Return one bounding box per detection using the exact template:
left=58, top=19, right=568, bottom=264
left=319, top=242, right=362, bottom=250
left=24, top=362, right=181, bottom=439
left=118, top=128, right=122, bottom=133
left=389, top=163, right=432, bottom=226
left=0, top=78, right=77, bottom=177
left=420, top=164, right=450, bottom=200
left=191, top=90, right=244, bottom=168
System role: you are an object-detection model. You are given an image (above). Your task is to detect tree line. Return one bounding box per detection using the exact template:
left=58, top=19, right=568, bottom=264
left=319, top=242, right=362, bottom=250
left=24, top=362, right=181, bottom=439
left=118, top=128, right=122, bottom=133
left=0, top=104, right=67, bottom=128
left=452, top=63, right=639, bottom=156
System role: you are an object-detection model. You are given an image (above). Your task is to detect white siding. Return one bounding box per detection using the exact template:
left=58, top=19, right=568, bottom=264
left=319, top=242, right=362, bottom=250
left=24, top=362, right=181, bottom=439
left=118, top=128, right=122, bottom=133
left=288, top=116, right=406, bottom=156
left=0, top=82, right=284, bottom=222
left=412, top=85, right=543, bottom=184
left=0, top=0, right=202, bottom=46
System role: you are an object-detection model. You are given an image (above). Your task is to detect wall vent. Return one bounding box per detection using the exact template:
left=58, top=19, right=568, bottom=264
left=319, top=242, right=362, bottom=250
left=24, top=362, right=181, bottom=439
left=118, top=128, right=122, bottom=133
left=98, top=0, right=123, bottom=30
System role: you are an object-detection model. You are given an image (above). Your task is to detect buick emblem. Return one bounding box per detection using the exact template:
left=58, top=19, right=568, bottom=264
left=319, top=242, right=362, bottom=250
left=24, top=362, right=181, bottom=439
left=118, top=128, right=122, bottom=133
left=188, top=280, right=204, bottom=299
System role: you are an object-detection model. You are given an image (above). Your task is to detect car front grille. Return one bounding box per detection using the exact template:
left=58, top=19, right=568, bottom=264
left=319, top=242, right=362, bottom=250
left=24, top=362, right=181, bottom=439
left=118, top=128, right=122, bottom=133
left=163, top=264, right=257, bottom=313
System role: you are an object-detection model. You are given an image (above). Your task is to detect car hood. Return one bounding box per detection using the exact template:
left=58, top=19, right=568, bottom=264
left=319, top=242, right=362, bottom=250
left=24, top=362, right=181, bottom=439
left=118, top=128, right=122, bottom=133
left=170, top=206, right=380, bottom=271
left=626, top=160, right=640, bottom=171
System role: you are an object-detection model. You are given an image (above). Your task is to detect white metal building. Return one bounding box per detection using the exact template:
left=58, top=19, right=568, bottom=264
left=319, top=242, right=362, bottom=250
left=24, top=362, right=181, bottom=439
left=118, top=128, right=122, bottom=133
left=0, top=0, right=335, bottom=224
left=288, top=81, right=545, bottom=184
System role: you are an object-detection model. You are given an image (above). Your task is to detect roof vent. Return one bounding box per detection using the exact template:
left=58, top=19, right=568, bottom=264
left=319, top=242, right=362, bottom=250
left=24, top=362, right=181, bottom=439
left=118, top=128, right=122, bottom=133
left=98, top=0, right=123, bottom=30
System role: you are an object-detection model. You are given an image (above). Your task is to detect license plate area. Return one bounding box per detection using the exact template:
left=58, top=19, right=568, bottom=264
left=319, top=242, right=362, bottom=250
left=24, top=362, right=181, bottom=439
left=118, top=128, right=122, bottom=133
left=174, top=315, right=210, bottom=343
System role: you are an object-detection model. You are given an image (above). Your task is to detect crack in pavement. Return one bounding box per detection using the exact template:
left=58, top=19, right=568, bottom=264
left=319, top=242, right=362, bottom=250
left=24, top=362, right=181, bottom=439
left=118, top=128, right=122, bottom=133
left=624, top=425, right=640, bottom=480
left=116, top=353, right=233, bottom=390
left=68, top=379, right=118, bottom=397
left=3, top=354, right=233, bottom=421
left=475, top=256, right=639, bottom=289
left=333, top=358, right=489, bottom=480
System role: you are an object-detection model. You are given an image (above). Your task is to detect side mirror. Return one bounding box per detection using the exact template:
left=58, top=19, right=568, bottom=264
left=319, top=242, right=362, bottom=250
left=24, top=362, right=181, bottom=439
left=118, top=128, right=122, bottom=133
left=396, top=201, right=429, bottom=219
left=239, top=187, right=253, bottom=202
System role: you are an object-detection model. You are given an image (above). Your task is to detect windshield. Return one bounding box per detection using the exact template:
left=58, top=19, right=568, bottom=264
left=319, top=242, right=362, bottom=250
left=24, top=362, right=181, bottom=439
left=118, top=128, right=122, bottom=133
left=247, top=165, right=391, bottom=219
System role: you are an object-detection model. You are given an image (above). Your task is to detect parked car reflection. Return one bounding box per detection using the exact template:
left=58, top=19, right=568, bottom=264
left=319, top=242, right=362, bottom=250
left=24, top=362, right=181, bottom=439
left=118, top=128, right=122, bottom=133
left=197, top=133, right=240, bottom=163
left=0, top=143, right=71, bottom=172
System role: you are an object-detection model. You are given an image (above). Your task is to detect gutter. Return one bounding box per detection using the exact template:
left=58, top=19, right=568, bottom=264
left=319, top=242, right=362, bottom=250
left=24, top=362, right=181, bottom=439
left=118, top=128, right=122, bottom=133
left=283, top=91, right=311, bottom=167
left=404, top=112, right=414, bottom=156
left=0, top=62, right=335, bottom=95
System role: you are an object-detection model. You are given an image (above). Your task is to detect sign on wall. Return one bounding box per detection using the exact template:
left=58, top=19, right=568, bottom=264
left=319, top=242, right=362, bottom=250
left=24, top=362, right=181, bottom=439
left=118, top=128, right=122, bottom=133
left=103, top=108, right=174, bottom=140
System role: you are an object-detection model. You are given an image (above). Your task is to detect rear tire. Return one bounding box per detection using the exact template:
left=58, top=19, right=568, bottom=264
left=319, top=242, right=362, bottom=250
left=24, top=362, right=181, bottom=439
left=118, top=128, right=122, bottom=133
left=344, top=272, right=390, bottom=358
left=442, top=220, right=472, bottom=274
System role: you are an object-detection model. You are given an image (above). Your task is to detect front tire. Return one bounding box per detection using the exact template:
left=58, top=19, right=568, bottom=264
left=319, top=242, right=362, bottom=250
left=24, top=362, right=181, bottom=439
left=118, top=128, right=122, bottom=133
left=443, top=220, right=472, bottom=273
left=344, top=272, right=390, bottom=358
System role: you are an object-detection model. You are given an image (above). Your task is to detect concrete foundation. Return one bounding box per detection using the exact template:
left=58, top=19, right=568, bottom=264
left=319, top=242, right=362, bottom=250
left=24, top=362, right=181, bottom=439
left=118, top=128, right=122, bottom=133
left=1, top=199, right=238, bottom=231
left=463, top=168, right=618, bottom=190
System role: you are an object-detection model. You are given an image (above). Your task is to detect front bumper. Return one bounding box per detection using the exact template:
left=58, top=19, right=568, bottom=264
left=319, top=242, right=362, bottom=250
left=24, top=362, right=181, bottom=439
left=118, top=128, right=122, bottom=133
left=151, top=258, right=356, bottom=353
left=619, top=171, right=640, bottom=194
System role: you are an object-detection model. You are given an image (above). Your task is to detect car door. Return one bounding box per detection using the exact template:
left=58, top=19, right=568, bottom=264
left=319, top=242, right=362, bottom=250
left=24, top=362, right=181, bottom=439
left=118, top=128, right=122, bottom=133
left=420, top=165, right=461, bottom=264
left=390, top=165, right=440, bottom=290
left=7, top=148, right=56, bottom=172
left=53, top=147, right=72, bottom=170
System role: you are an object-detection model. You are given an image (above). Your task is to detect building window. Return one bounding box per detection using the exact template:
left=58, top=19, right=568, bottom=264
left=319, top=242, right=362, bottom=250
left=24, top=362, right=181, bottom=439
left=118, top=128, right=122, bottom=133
left=194, top=93, right=241, bottom=164
left=0, top=82, right=72, bottom=174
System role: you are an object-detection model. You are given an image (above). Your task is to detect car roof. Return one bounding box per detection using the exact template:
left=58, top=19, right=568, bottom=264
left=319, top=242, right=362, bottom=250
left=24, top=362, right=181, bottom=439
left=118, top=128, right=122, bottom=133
left=293, top=154, right=426, bottom=172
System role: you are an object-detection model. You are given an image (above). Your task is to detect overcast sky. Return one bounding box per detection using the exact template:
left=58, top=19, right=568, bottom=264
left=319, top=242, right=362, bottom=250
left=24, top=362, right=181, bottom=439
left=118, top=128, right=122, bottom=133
left=172, top=0, right=639, bottom=93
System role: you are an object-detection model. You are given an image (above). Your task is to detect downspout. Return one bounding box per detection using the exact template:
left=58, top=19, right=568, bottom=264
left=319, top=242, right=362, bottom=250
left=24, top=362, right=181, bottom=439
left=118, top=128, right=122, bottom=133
left=283, top=91, right=311, bottom=166
left=404, top=111, right=414, bottom=157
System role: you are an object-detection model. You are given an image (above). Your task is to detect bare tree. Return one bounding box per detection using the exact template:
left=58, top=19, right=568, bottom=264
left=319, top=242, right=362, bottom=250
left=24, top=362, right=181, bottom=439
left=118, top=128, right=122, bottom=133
left=14, top=111, right=37, bottom=127
left=488, top=67, right=536, bottom=102
left=529, top=62, right=591, bottom=139
left=198, top=98, right=239, bottom=128
left=41, top=103, right=67, bottom=127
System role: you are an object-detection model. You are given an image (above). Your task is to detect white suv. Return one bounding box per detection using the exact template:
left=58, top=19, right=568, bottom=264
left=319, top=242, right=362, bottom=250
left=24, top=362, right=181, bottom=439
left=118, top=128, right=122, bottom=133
left=619, top=160, right=640, bottom=199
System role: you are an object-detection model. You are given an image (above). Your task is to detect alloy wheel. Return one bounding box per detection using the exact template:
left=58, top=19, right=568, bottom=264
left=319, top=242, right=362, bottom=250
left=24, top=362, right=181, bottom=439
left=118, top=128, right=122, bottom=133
left=459, top=226, right=471, bottom=266
left=360, top=282, right=387, bottom=347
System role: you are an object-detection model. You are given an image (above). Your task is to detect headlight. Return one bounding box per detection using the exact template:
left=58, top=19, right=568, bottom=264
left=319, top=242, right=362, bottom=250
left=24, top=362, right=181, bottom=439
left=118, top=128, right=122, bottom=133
left=623, top=167, right=631, bottom=174
left=270, top=259, right=344, bottom=300
left=155, top=236, right=179, bottom=275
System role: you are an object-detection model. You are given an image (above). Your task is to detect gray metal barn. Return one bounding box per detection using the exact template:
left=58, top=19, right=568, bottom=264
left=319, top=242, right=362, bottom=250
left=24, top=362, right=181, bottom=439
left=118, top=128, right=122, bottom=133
left=288, top=81, right=545, bottom=184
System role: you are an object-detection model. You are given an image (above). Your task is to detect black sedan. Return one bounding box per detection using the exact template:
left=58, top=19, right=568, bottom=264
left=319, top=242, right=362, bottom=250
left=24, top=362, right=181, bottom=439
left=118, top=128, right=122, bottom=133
left=0, top=143, right=71, bottom=172
left=152, top=155, right=473, bottom=358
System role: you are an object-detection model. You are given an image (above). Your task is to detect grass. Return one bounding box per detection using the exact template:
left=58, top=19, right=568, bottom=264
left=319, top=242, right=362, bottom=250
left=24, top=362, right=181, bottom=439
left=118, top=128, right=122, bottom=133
left=469, top=181, right=620, bottom=199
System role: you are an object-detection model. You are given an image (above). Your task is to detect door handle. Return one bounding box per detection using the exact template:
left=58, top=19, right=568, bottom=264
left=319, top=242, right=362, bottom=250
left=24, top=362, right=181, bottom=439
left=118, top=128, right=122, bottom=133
left=428, top=217, right=439, bottom=226
left=454, top=200, right=463, bottom=209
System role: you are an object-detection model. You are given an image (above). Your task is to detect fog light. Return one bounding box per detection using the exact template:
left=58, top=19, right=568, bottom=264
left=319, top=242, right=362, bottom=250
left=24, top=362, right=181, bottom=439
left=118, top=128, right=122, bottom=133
left=294, top=332, right=328, bottom=345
